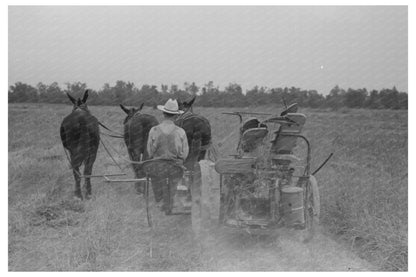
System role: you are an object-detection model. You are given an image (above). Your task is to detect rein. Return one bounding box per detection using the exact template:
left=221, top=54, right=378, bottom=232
left=175, top=106, right=192, bottom=128
left=71, top=107, right=125, bottom=139
left=175, top=110, right=201, bottom=128
left=98, top=121, right=124, bottom=139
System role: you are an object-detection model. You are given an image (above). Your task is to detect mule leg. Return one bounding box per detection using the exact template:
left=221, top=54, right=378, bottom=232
left=84, top=152, right=97, bottom=200
left=133, top=162, right=146, bottom=194
left=133, top=156, right=146, bottom=194
left=72, top=166, right=83, bottom=199
left=69, top=150, right=83, bottom=199
left=162, top=178, right=171, bottom=214
left=84, top=170, right=92, bottom=200
left=84, top=158, right=96, bottom=200
left=198, top=150, right=207, bottom=161
left=129, top=150, right=145, bottom=194
left=151, top=177, right=165, bottom=203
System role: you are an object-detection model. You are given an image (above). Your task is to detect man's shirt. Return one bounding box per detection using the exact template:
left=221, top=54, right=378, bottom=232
left=147, top=119, right=189, bottom=163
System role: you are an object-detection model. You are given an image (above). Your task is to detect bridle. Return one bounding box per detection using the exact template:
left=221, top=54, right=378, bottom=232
left=175, top=105, right=194, bottom=128
left=72, top=104, right=89, bottom=112
left=123, top=109, right=141, bottom=124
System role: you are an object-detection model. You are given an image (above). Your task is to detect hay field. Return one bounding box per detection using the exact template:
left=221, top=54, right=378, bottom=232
left=8, top=103, right=407, bottom=271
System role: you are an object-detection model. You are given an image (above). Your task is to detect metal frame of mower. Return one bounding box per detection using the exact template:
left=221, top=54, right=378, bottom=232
left=214, top=105, right=320, bottom=240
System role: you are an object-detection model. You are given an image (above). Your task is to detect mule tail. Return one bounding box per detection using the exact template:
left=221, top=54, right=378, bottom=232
left=71, top=116, right=99, bottom=167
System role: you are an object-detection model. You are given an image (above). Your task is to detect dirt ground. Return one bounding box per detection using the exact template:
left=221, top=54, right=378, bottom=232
left=114, top=190, right=375, bottom=271
left=9, top=175, right=374, bottom=271
left=109, top=188, right=375, bottom=271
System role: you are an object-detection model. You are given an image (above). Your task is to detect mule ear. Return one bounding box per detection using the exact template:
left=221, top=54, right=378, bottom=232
left=186, top=96, right=196, bottom=107
left=66, top=93, right=76, bottom=105
left=82, top=90, right=89, bottom=103
left=177, top=98, right=183, bottom=107
left=120, top=104, right=130, bottom=115
left=139, top=103, right=144, bottom=111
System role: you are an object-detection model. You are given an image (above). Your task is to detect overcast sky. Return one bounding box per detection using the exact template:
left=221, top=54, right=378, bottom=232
left=8, top=6, right=407, bottom=94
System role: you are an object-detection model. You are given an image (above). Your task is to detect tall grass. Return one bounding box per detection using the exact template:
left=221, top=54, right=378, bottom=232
left=8, top=103, right=407, bottom=271
left=301, top=108, right=407, bottom=271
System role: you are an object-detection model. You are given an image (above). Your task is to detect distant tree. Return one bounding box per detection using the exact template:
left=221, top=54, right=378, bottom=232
left=364, top=90, right=382, bottom=109
left=184, top=82, right=199, bottom=96
left=113, top=80, right=132, bottom=104
left=246, top=86, right=261, bottom=106
left=199, top=81, right=220, bottom=107
left=204, top=81, right=215, bottom=92
left=98, top=83, right=114, bottom=105
left=8, top=82, right=38, bottom=103
left=307, top=90, right=325, bottom=108
left=85, top=89, right=99, bottom=105
left=288, top=87, right=308, bottom=106
left=224, top=83, right=246, bottom=107
left=38, top=82, right=65, bottom=103
left=37, top=82, right=47, bottom=99
left=64, top=82, right=88, bottom=101
left=269, top=87, right=284, bottom=105
left=169, top=84, right=179, bottom=94
left=161, top=84, right=169, bottom=94
left=379, top=87, right=400, bottom=109
left=172, top=89, right=192, bottom=104
left=246, top=86, right=270, bottom=106
left=397, top=92, right=408, bottom=109
left=7, top=80, right=408, bottom=110
left=138, top=84, right=161, bottom=107
left=344, top=88, right=367, bottom=108
left=325, top=85, right=345, bottom=110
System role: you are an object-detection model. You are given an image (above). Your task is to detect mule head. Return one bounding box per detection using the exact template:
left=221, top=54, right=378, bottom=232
left=120, top=103, right=144, bottom=124
left=178, top=96, right=196, bottom=113
left=67, top=90, right=90, bottom=112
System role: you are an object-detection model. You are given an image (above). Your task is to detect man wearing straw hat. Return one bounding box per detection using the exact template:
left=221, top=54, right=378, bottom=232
left=147, top=99, right=189, bottom=211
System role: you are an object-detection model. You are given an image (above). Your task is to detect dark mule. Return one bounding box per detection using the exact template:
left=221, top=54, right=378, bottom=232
left=60, top=90, right=100, bottom=200
left=176, top=96, right=212, bottom=170
left=120, top=103, right=159, bottom=194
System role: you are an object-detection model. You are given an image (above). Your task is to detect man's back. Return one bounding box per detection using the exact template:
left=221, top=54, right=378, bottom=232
left=147, top=120, right=189, bottom=163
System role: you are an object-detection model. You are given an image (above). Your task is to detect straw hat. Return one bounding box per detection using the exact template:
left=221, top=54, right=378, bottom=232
left=157, top=99, right=184, bottom=114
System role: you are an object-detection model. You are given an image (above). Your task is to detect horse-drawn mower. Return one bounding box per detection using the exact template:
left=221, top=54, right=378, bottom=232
left=98, top=103, right=330, bottom=241
left=194, top=102, right=331, bottom=241
left=213, top=103, right=322, bottom=240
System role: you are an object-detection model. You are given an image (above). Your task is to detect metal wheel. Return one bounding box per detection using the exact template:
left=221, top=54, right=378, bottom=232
left=191, top=162, right=214, bottom=237
left=145, top=177, right=153, bottom=227
left=191, top=170, right=202, bottom=235
left=302, top=175, right=320, bottom=242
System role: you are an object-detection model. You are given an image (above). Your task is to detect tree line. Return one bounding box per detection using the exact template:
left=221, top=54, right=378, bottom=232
left=8, top=81, right=408, bottom=110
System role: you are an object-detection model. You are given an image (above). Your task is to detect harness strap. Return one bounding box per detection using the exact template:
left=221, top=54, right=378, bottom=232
left=98, top=121, right=124, bottom=138
left=175, top=110, right=198, bottom=127
left=99, top=138, right=124, bottom=171
left=100, top=131, right=124, bottom=139
left=62, top=147, right=82, bottom=177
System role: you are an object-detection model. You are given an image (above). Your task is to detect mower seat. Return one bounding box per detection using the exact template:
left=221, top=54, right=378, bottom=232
left=239, top=117, right=268, bottom=153
left=241, top=127, right=269, bottom=152
left=270, top=113, right=306, bottom=161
